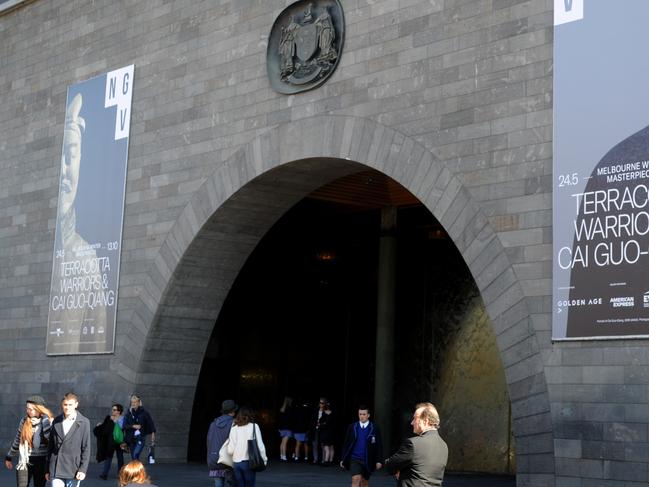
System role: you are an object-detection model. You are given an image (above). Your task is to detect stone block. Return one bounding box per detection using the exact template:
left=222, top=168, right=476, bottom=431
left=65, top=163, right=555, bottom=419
left=582, top=366, right=625, bottom=385
left=555, top=477, right=582, bottom=487
left=582, top=440, right=626, bottom=462
left=603, top=460, right=647, bottom=482
left=581, top=404, right=625, bottom=423
left=603, top=423, right=648, bottom=443
left=555, top=438, right=583, bottom=459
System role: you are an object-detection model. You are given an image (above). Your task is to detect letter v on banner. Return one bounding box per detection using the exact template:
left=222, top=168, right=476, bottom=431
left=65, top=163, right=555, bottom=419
left=554, top=0, right=583, bottom=26
left=104, top=65, right=134, bottom=140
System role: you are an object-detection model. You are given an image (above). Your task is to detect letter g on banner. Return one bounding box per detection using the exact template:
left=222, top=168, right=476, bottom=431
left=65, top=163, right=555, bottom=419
left=105, top=65, right=134, bottom=140
left=554, top=0, right=584, bottom=26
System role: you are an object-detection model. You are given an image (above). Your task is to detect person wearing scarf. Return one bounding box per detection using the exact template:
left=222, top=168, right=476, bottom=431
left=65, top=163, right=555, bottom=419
left=5, top=395, right=53, bottom=487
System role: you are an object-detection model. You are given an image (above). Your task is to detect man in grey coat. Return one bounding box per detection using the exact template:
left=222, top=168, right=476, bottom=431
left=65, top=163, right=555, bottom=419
left=46, top=392, right=91, bottom=487
left=383, top=403, right=448, bottom=487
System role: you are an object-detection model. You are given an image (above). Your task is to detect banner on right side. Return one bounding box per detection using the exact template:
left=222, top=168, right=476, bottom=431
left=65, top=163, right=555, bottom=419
left=553, top=0, right=649, bottom=339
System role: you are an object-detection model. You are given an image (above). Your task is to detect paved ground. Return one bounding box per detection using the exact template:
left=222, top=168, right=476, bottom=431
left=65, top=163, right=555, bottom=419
left=1, top=461, right=515, bottom=486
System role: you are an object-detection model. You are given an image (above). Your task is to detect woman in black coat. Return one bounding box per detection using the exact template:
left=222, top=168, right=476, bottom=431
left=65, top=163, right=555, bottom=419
left=318, top=402, right=336, bottom=465
left=93, top=403, right=125, bottom=480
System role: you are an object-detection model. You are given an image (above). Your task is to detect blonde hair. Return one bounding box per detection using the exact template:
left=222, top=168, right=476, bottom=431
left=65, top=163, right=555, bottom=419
left=119, top=460, right=150, bottom=486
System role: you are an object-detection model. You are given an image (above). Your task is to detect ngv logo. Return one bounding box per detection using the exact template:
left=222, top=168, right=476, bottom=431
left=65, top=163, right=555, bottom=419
left=105, top=65, right=134, bottom=141
left=554, top=0, right=583, bottom=26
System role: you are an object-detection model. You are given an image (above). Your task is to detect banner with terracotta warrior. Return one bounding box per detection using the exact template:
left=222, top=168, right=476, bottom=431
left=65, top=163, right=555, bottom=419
left=553, top=1, right=649, bottom=339
left=46, top=65, right=134, bottom=355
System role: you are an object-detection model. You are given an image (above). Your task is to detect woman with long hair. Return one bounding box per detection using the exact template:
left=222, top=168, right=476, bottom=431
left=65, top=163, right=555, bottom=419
left=118, top=460, right=158, bottom=486
left=4, top=395, right=53, bottom=487
left=227, top=406, right=267, bottom=487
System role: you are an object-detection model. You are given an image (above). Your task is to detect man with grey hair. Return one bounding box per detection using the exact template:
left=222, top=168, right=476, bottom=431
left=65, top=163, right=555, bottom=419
left=383, top=402, right=448, bottom=486
left=123, top=395, right=156, bottom=461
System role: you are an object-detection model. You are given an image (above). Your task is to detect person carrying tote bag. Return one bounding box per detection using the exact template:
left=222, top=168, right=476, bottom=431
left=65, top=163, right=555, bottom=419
left=227, top=407, right=267, bottom=487
left=207, top=400, right=237, bottom=487
left=248, top=423, right=266, bottom=472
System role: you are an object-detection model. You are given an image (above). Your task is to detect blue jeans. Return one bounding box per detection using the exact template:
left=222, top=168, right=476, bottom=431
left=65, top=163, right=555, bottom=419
left=130, top=439, right=145, bottom=460
left=213, top=469, right=234, bottom=487
left=233, top=460, right=256, bottom=487
left=51, top=480, right=81, bottom=487
left=102, top=447, right=125, bottom=476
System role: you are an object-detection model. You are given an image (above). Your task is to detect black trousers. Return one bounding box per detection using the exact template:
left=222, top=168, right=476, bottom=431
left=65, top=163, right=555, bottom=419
left=15, top=455, right=47, bottom=487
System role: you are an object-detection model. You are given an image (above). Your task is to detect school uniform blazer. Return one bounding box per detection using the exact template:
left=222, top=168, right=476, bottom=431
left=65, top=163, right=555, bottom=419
left=340, top=421, right=383, bottom=472
left=383, top=429, right=448, bottom=487
left=47, top=412, right=91, bottom=479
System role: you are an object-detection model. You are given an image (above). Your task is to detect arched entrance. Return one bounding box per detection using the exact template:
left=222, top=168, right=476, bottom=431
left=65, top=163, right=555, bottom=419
left=186, top=169, right=515, bottom=475
left=125, top=116, right=553, bottom=484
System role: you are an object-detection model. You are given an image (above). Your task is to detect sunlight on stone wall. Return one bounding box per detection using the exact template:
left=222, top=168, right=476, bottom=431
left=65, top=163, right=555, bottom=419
left=436, top=297, right=515, bottom=474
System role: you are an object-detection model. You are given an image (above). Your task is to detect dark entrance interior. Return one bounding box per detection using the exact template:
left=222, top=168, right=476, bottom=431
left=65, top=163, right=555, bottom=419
left=187, top=169, right=514, bottom=474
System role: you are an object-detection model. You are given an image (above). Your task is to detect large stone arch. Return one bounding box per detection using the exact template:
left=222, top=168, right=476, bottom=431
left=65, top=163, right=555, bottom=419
left=125, top=115, right=553, bottom=484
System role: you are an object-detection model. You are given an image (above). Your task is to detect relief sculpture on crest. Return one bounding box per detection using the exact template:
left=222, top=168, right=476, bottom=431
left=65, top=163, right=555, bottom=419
left=268, top=0, right=345, bottom=94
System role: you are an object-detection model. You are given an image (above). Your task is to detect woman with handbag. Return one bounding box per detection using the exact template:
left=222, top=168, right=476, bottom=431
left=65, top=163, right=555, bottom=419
left=227, top=406, right=267, bottom=487
left=93, top=403, right=126, bottom=480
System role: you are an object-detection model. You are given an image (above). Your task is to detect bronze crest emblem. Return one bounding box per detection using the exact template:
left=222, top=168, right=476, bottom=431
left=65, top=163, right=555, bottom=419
left=268, top=1, right=345, bottom=94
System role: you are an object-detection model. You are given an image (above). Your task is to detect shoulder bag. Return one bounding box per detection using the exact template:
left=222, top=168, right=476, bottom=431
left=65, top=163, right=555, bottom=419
left=248, top=423, right=266, bottom=472
left=216, top=438, right=233, bottom=469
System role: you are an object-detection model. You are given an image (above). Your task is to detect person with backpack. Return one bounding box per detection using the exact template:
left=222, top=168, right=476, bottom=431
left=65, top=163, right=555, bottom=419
left=93, top=403, right=126, bottom=480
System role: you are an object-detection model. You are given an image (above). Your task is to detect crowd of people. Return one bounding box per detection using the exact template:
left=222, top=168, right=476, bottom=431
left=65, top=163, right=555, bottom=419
left=5, top=393, right=157, bottom=486
left=5, top=392, right=447, bottom=487
left=206, top=396, right=448, bottom=487
left=276, top=396, right=336, bottom=465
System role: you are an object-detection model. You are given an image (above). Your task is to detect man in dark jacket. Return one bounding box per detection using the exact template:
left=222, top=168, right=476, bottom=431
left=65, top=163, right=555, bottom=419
left=206, top=399, right=237, bottom=487
left=45, top=392, right=91, bottom=486
left=383, top=403, right=448, bottom=486
left=340, top=405, right=382, bottom=487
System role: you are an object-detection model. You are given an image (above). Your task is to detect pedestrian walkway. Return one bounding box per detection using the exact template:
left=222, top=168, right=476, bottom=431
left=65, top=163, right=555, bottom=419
left=0, top=461, right=515, bottom=486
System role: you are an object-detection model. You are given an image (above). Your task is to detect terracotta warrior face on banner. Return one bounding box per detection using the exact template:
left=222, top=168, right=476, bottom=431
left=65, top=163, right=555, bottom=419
left=60, top=93, right=85, bottom=216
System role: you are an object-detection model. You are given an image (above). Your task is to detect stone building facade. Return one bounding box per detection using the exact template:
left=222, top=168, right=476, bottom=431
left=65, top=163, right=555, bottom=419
left=1, top=0, right=648, bottom=485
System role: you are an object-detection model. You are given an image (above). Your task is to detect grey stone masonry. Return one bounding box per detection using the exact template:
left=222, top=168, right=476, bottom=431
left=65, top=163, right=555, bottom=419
left=2, top=0, right=649, bottom=485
